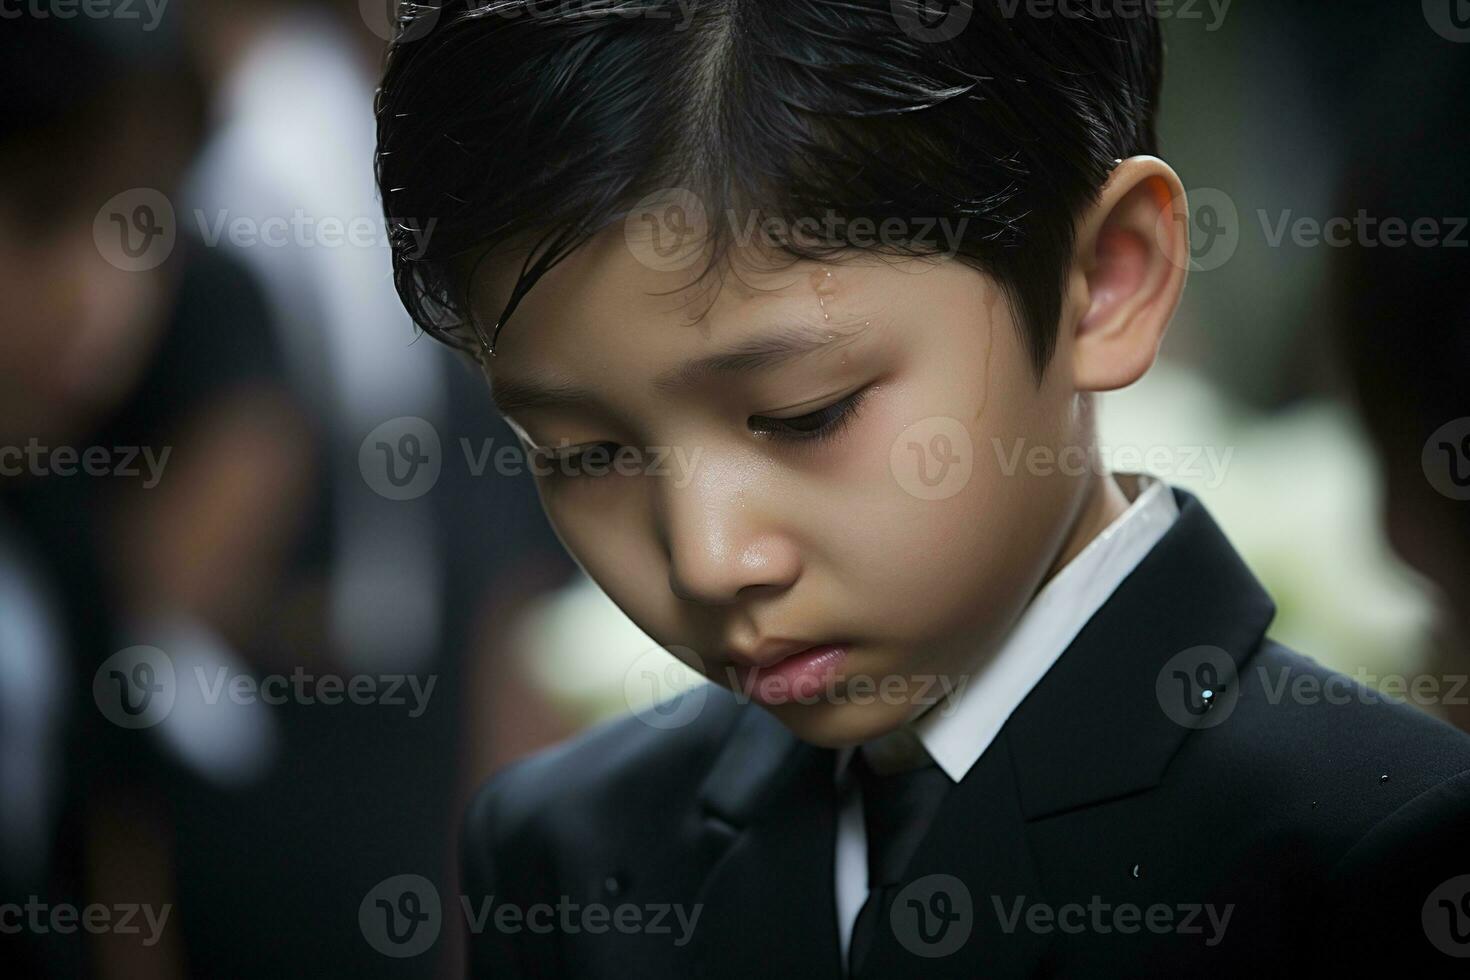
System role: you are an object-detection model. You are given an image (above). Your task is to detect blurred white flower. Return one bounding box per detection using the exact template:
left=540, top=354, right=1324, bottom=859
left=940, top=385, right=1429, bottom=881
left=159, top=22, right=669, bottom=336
left=509, top=575, right=704, bottom=728
left=1099, top=359, right=1435, bottom=682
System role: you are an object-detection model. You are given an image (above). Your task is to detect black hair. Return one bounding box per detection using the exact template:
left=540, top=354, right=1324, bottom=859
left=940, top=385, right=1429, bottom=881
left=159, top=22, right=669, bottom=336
left=374, top=0, right=1163, bottom=378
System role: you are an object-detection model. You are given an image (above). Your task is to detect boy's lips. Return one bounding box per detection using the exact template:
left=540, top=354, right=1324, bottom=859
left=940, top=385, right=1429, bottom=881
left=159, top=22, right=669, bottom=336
left=721, top=637, right=829, bottom=668
left=726, top=643, right=850, bottom=705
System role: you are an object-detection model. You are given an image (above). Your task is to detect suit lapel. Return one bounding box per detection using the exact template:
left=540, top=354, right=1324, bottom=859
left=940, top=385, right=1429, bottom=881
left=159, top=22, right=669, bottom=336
left=853, top=487, right=1277, bottom=974
left=687, top=706, right=845, bottom=980
left=1004, top=486, right=1277, bottom=820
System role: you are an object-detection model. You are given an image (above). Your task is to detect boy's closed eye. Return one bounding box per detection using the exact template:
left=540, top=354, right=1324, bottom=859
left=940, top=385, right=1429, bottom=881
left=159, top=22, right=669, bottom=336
left=537, top=382, right=875, bottom=472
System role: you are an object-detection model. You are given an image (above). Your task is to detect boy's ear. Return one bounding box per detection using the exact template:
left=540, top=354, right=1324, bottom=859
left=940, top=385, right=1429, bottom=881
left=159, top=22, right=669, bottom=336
left=1068, top=155, right=1190, bottom=392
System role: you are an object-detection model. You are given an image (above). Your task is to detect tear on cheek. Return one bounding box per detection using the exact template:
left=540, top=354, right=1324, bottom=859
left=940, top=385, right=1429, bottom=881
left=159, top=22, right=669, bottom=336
left=810, top=265, right=840, bottom=324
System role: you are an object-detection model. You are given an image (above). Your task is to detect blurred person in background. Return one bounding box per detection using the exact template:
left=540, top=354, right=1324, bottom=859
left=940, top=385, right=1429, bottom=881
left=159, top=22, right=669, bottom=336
left=0, top=10, right=310, bottom=978
left=1330, top=40, right=1470, bottom=734
left=175, top=1, right=571, bottom=976
left=4, top=4, right=569, bottom=976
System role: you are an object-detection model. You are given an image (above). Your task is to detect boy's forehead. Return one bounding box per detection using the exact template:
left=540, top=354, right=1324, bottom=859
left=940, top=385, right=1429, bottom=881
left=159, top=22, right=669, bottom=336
left=468, top=228, right=896, bottom=365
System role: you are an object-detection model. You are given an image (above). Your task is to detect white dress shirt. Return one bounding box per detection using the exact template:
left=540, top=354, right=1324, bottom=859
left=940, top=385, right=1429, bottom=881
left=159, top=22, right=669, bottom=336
left=832, top=473, right=1181, bottom=968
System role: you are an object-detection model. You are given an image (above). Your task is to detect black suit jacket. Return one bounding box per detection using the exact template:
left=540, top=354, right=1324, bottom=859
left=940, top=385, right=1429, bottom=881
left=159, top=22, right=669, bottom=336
left=460, top=487, right=1470, bottom=977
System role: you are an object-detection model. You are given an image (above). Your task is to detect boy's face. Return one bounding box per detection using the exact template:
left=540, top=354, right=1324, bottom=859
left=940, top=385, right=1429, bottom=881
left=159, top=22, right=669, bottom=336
left=471, top=229, right=1101, bottom=747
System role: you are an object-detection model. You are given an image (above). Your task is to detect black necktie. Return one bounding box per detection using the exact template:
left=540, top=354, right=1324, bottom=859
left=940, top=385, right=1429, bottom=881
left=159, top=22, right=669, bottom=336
left=847, top=748, right=953, bottom=978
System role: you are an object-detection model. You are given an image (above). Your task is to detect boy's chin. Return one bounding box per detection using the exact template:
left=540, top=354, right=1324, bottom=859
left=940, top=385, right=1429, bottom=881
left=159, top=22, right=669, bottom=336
left=756, top=697, right=918, bottom=749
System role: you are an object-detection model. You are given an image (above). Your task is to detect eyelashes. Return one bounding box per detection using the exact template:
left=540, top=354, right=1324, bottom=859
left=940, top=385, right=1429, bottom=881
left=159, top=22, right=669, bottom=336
left=539, top=385, right=873, bottom=478
left=747, top=386, right=871, bottom=449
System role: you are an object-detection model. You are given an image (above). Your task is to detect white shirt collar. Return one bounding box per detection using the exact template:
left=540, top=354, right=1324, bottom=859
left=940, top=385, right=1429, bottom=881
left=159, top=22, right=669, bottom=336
left=836, top=473, right=1180, bottom=784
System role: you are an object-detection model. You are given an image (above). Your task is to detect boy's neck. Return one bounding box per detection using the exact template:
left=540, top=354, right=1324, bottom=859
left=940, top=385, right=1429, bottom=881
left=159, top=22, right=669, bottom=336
left=1039, top=470, right=1133, bottom=589
left=893, top=469, right=1138, bottom=736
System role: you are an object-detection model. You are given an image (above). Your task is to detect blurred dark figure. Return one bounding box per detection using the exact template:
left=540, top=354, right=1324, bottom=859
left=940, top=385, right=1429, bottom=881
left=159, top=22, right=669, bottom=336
left=1330, top=40, right=1470, bottom=732
left=172, top=1, right=571, bottom=977
left=4, top=4, right=570, bottom=978
left=0, top=12, right=203, bottom=978
left=0, top=10, right=311, bottom=979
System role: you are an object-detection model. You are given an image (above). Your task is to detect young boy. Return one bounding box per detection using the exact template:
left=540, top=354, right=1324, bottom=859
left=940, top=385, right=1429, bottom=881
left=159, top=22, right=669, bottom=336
left=374, top=2, right=1470, bottom=976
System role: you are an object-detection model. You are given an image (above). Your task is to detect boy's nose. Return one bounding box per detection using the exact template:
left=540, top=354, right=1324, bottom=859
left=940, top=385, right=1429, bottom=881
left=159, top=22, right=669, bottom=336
left=659, top=469, right=802, bottom=606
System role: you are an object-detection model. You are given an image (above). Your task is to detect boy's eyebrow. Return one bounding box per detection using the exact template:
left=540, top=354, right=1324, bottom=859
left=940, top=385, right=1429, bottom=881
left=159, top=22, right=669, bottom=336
left=490, top=372, right=591, bottom=417
left=490, top=319, right=871, bottom=416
